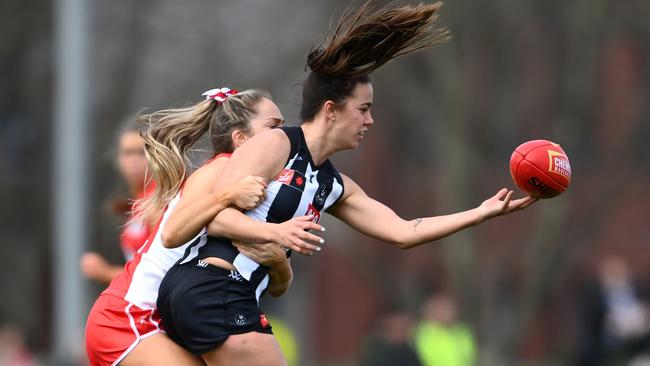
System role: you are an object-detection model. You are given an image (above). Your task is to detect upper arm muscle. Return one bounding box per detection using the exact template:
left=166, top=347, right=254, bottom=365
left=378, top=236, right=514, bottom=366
left=329, top=174, right=408, bottom=244
left=174, top=157, right=228, bottom=211
left=212, top=129, right=290, bottom=190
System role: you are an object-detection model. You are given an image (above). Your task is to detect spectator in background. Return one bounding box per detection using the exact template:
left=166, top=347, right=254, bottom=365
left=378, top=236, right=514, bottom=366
left=360, top=309, right=422, bottom=366
left=80, top=121, right=153, bottom=284
left=414, top=293, right=475, bottom=366
left=576, top=254, right=650, bottom=366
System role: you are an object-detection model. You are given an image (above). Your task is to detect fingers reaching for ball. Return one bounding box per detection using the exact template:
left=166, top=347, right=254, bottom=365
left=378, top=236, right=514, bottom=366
left=501, top=190, right=514, bottom=209
left=495, top=189, right=537, bottom=212
left=478, top=188, right=538, bottom=221
left=508, top=195, right=538, bottom=212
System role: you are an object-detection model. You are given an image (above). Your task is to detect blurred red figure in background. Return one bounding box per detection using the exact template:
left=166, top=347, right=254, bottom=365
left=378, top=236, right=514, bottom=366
left=0, top=325, right=36, bottom=366
left=80, top=121, right=153, bottom=284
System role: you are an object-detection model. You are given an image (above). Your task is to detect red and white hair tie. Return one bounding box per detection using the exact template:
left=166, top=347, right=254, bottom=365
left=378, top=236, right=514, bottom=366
left=202, top=87, right=238, bottom=104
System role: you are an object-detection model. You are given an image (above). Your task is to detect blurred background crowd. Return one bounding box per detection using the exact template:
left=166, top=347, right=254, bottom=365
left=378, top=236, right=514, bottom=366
left=1, top=0, right=649, bottom=365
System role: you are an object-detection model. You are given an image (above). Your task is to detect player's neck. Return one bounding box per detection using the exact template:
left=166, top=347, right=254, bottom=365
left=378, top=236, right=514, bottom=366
left=300, top=122, right=337, bottom=166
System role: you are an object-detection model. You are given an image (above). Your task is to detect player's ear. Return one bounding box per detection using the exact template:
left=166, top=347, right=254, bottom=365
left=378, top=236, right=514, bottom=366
left=231, top=129, right=248, bottom=149
left=324, top=101, right=337, bottom=124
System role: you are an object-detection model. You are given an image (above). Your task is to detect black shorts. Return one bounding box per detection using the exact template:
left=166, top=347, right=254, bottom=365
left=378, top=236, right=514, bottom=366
left=157, top=258, right=273, bottom=355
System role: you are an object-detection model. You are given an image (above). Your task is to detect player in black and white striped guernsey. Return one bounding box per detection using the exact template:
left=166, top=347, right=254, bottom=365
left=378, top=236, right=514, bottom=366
left=170, top=126, right=343, bottom=292
left=158, top=3, right=537, bottom=366
left=157, top=125, right=333, bottom=361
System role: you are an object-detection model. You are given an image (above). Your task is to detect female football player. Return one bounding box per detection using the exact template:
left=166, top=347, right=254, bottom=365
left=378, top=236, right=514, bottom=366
left=157, top=2, right=536, bottom=366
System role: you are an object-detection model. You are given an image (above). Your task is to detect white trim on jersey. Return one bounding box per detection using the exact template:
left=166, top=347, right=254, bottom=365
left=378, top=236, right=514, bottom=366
left=113, top=303, right=161, bottom=366
left=324, top=178, right=344, bottom=209
left=233, top=253, right=260, bottom=281
left=255, top=275, right=270, bottom=304
left=141, top=311, right=161, bottom=339
left=113, top=304, right=140, bottom=366
left=292, top=164, right=324, bottom=219
left=178, top=228, right=208, bottom=265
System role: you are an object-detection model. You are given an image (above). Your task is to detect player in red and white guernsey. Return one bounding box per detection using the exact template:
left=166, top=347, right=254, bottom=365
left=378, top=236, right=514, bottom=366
left=85, top=88, right=314, bottom=366
left=81, top=122, right=155, bottom=284
left=157, top=3, right=537, bottom=365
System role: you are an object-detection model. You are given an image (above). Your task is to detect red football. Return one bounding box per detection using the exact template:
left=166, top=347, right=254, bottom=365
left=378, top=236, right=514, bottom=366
left=509, top=140, right=572, bottom=198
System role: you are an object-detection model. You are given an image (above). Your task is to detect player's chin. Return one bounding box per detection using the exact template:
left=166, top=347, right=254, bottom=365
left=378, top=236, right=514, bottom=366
left=349, top=135, right=364, bottom=149
left=348, top=141, right=361, bottom=150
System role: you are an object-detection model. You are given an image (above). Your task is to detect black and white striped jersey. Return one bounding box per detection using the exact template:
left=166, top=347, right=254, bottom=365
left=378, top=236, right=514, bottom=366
left=175, top=126, right=344, bottom=299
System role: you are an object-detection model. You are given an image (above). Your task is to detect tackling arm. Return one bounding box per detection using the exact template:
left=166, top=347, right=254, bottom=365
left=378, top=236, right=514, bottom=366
left=206, top=129, right=324, bottom=254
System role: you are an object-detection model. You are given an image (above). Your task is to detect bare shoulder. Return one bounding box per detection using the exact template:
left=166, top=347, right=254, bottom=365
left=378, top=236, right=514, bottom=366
left=221, top=129, right=292, bottom=183
left=233, top=128, right=290, bottom=157
left=337, top=173, right=365, bottom=202
left=185, top=156, right=230, bottom=187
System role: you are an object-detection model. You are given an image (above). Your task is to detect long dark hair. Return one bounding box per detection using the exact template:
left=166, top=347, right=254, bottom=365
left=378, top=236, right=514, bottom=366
left=300, top=1, right=449, bottom=121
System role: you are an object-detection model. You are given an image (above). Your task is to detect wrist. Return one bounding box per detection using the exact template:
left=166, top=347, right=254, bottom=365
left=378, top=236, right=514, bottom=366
left=263, top=223, right=277, bottom=243
left=473, top=206, right=487, bottom=225
left=216, top=184, right=236, bottom=206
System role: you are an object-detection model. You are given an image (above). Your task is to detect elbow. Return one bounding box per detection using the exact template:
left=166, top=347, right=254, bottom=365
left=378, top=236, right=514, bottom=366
left=385, top=233, right=413, bottom=250
left=267, top=285, right=288, bottom=298
left=267, top=288, right=284, bottom=298
left=161, top=230, right=177, bottom=249
left=393, top=240, right=412, bottom=250
left=385, top=223, right=419, bottom=250
left=267, top=279, right=292, bottom=297
left=391, top=235, right=417, bottom=250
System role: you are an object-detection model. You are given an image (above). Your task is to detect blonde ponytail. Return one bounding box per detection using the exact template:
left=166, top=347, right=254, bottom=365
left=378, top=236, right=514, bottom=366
left=136, top=100, right=216, bottom=221
left=135, top=89, right=271, bottom=221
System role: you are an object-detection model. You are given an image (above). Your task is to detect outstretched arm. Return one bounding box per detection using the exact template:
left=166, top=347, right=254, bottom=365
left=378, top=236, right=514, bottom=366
left=328, top=174, right=537, bottom=249
left=80, top=253, right=123, bottom=284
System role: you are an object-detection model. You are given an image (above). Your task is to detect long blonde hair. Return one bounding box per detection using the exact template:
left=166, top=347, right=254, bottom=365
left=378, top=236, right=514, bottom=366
left=136, top=89, right=271, bottom=221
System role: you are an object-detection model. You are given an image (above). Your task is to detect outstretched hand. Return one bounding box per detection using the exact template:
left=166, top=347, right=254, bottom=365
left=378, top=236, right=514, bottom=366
left=80, top=252, right=111, bottom=279
left=478, top=188, right=538, bottom=222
